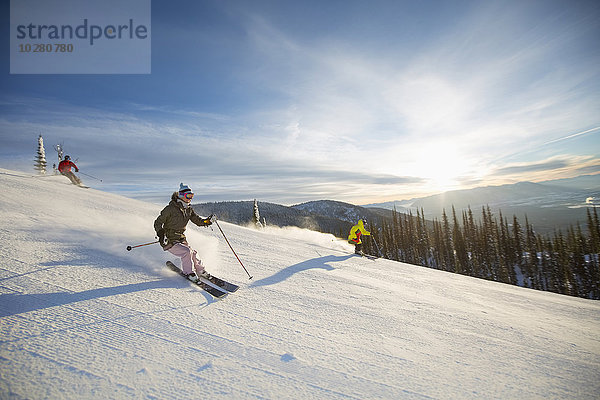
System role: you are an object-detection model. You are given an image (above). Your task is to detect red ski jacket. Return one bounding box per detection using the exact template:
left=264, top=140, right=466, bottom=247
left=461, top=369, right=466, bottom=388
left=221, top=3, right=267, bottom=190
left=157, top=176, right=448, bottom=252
left=58, top=159, right=79, bottom=173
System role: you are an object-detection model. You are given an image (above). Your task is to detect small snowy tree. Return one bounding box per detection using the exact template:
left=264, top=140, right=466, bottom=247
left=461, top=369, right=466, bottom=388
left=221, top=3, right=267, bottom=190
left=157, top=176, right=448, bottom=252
left=54, top=143, right=64, bottom=163
left=34, top=134, right=47, bottom=175
left=253, top=199, right=263, bottom=228
left=52, top=143, right=64, bottom=174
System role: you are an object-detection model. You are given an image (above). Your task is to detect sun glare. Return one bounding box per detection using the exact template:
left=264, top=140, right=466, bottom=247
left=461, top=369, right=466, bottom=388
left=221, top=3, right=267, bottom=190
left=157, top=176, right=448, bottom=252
left=410, top=142, right=472, bottom=193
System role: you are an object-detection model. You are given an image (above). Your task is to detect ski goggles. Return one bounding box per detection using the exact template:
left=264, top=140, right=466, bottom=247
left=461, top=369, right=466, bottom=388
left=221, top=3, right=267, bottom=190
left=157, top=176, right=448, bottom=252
left=179, top=191, right=194, bottom=200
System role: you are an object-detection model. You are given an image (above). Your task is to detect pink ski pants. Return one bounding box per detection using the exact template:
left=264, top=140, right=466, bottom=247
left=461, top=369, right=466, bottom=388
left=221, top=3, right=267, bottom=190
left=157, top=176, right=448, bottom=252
left=167, top=242, right=205, bottom=275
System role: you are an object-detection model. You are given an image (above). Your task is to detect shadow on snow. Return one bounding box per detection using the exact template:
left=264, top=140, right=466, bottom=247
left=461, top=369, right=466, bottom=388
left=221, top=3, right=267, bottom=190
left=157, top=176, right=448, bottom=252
left=251, top=254, right=353, bottom=287
left=0, top=280, right=176, bottom=318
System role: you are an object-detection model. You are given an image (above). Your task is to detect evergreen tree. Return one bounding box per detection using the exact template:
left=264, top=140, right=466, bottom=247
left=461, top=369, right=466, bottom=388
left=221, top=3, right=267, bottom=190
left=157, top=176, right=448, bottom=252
left=536, top=233, right=549, bottom=291
left=362, top=203, right=598, bottom=299
left=252, top=199, right=263, bottom=228
left=430, top=218, right=443, bottom=269
left=568, top=224, right=587, bottom=297
left=544, top=235, right=560, bottom=293
left=464, top=207, right=481, bottom=277
left=553, top=230, right=573, bottom=295
left=441, top=209, right=454, bottom=272
left=496, top=212, right=512, bottom=284
left=587, top=207, right=600, bottom=297
left=523, top=216, right=537, bottom=288
left=452, top=206, right=468, bottom=275
left=389, top=208, right=401, bottom=261
left=415, top=208, right=430, bottom=266
left=587, top=208, right=600, bottom=254
left=370, top=220, right=383, bottom=257
left=34, top=134, right=47, bottom=175
left=479, top=206, right=496, bottom=279
left=405, top=211, right=416, bottom=264
left=398, top=212, right=406, bottom=261
left=512, top=215, right=524, bottom=284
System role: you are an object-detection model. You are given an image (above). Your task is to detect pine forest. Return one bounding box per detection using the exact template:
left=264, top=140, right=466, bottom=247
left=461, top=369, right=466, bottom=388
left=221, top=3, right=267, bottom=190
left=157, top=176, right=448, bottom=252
left=363, top=206, right=600, bottom=300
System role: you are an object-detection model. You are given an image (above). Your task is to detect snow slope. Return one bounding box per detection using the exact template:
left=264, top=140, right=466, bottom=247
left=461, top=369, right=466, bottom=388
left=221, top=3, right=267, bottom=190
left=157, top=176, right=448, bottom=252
left=1, top=168, right=599, bottom=399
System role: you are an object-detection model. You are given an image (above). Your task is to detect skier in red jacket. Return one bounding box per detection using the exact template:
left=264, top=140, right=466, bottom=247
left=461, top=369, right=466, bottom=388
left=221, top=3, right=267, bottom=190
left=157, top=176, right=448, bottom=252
left=58, top=156, right=83, bottom=186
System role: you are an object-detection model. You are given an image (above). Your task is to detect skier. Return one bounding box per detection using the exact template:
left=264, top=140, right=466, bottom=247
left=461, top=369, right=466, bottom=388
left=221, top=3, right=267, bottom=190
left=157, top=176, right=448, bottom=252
left=348, top=219, right=371, bottom=255
left=57, top=155, right=83, bottom=186
left=154, top=183, right=213, bottom=282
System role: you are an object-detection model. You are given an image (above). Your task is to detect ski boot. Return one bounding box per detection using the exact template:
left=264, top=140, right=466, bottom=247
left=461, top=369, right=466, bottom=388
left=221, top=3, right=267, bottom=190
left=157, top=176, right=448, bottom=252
left=196, top=269, right=211, bottom=279
left=184, top=272, right=199, bottom=283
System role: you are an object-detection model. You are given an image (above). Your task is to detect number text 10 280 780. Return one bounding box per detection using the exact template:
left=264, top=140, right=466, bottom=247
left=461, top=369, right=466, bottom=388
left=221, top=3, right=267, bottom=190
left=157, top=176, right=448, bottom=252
left=18, top=43, right=74, bottom=53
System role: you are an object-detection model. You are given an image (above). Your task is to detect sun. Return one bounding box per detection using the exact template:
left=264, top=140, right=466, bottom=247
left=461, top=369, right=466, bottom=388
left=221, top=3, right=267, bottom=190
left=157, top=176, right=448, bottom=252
left=410, top=142, right=472, bottom=193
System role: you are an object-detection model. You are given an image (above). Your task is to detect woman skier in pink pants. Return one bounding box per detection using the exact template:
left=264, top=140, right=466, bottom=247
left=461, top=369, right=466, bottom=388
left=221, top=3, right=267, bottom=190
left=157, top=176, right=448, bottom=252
left=154, top=183, right=213, bottom=281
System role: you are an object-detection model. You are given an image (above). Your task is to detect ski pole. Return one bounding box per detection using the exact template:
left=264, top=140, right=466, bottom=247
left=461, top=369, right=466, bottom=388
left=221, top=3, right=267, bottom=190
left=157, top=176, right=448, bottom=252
left=372, top=236, right=383, bottom=257
left=79, top=171, right=103, bottom=182
left=213, top=218, right=253, bottom=280
left=126, top=240, right=159, bottom=251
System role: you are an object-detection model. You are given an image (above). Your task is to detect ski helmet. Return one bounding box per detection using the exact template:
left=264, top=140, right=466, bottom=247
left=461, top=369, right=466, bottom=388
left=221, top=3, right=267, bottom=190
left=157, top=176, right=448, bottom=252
left=178, top=183, right=194, bottom=201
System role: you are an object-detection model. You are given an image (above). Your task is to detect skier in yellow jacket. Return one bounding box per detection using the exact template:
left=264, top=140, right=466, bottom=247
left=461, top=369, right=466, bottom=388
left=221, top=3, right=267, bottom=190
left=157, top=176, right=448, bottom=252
left=348, top=219, right=370, bottom=255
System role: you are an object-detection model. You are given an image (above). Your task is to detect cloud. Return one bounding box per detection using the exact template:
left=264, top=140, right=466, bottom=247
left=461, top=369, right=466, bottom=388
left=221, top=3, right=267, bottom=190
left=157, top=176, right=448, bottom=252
left=489, top=156, right=600, bottom=183
left=236, top=2, right=599, bottom=165
left=0, top=97, right=427, bottom=203
left=2, top=1, right=599, bottom=204
left=494, top=159, right=570, bottom=175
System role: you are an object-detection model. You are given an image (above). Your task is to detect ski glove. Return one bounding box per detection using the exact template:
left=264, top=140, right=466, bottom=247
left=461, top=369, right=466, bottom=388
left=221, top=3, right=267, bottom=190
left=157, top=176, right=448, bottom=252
left=201, top=215, right=213, bottom=226
left=156, top=229, right=168, bottom=249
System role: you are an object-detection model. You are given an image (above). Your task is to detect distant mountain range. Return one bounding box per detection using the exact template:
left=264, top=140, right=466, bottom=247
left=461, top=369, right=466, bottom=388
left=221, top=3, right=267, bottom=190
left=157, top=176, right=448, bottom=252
left=193, top=200, right=393, bottom=239
left=364, top=175, right=600, bottom=234
left=194, top=175, right=599, bottom=237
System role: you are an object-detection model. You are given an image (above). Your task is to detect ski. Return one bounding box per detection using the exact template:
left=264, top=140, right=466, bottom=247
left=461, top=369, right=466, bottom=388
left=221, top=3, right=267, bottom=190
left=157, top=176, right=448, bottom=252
left=354, top=253, right=378, bottom=260
left=166, top=261, right=238, bottom=292
left=166, top=261, right=227, bottom=298
left=202, top=274, right=239, bottom=293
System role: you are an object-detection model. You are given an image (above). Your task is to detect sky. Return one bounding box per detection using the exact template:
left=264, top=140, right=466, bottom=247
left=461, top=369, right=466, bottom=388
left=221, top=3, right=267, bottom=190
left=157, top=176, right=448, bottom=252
left=1, top=0, right=599, bottom=205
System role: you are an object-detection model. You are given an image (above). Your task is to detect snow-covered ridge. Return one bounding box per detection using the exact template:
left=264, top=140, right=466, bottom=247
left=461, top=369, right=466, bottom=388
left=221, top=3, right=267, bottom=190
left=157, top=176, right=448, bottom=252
left=1, top=168, right=599, bottom=399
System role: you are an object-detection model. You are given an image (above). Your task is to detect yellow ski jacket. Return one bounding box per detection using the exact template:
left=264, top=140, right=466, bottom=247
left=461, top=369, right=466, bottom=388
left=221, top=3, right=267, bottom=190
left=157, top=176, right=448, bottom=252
left=348, top=220, right=370, bottom=245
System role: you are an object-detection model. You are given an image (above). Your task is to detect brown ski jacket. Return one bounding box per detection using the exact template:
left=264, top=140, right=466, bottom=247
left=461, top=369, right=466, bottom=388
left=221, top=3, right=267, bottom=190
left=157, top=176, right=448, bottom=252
left=154, top=193, right=209, bottom=245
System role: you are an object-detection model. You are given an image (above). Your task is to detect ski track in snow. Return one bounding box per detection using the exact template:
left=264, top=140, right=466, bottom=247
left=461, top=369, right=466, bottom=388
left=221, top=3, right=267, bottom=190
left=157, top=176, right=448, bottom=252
left=1, top=168, right=599, bottom=399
